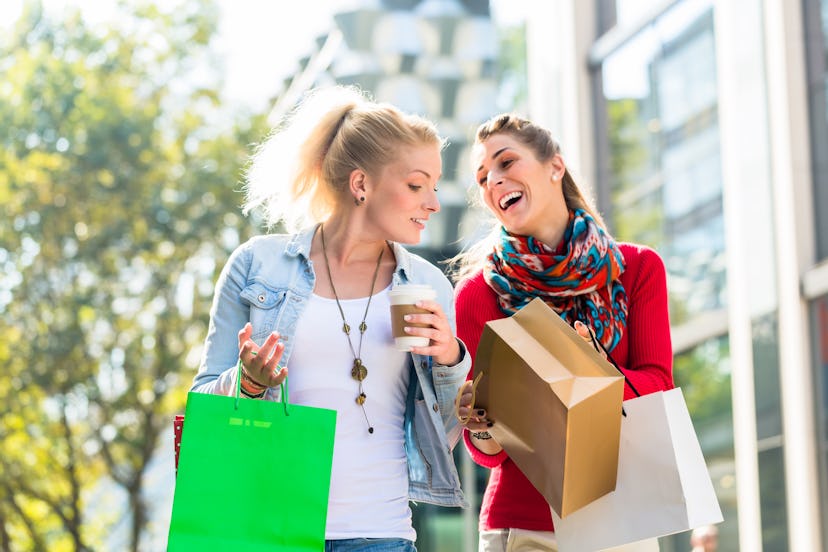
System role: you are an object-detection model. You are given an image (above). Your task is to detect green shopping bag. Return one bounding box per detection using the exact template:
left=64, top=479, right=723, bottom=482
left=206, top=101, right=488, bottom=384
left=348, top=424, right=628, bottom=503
left=168, top=361, right=337, bottom=551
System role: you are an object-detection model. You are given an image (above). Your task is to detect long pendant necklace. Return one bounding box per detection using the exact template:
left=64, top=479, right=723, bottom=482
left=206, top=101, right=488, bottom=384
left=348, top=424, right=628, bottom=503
left=320, top=224, right=384, bottom=434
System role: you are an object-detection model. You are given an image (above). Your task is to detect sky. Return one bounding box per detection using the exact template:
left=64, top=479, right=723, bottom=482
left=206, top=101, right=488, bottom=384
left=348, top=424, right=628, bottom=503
left=0, top=0, right=531, bottom=112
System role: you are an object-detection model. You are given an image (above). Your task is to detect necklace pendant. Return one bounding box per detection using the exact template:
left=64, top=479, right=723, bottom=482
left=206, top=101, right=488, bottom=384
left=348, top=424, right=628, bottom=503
left=351, top=358, right=368, bottom=381
left=356, top=392, right=367, bottom=405
left=359, top=321, right=367, bottom=334
left=342, top=322, right=350, bottom=335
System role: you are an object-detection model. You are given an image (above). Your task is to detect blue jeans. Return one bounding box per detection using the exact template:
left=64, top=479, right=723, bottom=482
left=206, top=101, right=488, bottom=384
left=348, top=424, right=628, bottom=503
left=325, top=538, right=417, bottom=551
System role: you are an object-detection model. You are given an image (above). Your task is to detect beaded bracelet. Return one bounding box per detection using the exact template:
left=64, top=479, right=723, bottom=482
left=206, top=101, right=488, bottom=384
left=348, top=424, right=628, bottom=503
left=239, top=384, right=266, bottom=399
left=471, top=431, right=492, bottom=440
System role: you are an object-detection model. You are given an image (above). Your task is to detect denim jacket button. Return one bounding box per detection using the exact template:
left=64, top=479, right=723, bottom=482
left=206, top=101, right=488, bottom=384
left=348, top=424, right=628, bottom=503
left=421, top=361, right=427, bottom=369
left=257, top=294, right=266, bottom=303
left=432, top=403, right=439, bottom=412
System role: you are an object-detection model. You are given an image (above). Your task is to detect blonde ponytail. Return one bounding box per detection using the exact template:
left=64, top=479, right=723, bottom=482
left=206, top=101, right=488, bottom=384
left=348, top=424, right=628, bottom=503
left=243, top=85, right=443, bottom=232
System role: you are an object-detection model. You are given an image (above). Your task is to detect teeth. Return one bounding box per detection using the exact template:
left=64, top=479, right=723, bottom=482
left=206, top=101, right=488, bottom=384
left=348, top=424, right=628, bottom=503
left=412, top=218, right=426, bottom=224
left=499, top=192, right=523, bottom=209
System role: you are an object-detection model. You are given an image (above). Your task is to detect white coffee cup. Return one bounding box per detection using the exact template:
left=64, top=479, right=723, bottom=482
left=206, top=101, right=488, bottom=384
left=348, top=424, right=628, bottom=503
left=389, top=284, right=437, bottom=351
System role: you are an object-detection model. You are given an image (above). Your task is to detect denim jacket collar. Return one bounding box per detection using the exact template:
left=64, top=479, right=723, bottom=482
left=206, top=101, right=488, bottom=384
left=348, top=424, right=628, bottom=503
left=284, top=225, right=314, bottom=259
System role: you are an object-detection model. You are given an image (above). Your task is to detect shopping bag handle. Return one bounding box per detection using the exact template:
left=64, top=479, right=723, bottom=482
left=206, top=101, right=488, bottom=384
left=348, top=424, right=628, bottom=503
left=234, top=359, right=289, bottom=415
left=586, top=329, right=641, bottom=398
left=453, top=371, right=484, bottom=424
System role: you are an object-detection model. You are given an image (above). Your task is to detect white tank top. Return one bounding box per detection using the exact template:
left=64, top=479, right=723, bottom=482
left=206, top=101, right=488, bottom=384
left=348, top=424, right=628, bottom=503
left=290, top=286, right=415, bottom=541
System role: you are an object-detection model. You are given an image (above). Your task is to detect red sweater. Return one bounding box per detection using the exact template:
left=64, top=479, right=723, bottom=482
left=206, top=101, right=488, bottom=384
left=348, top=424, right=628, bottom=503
left=455, top=242, right=674, bottom=532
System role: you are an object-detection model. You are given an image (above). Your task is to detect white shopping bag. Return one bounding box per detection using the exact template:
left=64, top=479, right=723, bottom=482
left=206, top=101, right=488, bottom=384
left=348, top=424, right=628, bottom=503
left=551, top=388, right=723, bottom=552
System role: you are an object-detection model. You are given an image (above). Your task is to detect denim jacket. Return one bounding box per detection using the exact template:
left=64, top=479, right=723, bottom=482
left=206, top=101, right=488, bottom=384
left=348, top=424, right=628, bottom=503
left=191, top=224, right=469, bottom=508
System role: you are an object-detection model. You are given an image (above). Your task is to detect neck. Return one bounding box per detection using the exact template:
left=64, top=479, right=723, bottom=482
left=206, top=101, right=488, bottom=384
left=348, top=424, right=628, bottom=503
left=317, top=218, right=388, bottom=265
left=529, top=205, right=570, bottom=248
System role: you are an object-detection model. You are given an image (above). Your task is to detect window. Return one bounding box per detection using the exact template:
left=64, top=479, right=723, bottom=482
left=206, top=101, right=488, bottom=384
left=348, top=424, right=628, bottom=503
left=597, top=1, right=724, bottom=324
left=811, top=295, right=828, bottom=549
left=665, top=336, right=739, bottom=551
left=804, top=0, right=828, bottom=260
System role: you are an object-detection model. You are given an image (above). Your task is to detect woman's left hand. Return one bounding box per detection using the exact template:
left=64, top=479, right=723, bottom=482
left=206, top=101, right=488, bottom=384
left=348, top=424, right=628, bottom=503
left=574, top=320, right=607, bottom=359
left=407, top=299, right=462, bottom=366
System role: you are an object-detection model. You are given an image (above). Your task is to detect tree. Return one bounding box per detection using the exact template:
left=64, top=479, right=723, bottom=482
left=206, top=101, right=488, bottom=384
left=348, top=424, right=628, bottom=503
left=495, top=23, right=528, bottom=113
left=0, top=1, right=269, bottom=549
left=606, top=98, right=662, bottom=249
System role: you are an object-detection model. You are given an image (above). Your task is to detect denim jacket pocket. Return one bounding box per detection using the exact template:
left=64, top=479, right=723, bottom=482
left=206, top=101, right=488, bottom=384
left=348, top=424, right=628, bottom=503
left=239, top=282, right=287, bottom=341
left=411, top=399, right=456, bottom=490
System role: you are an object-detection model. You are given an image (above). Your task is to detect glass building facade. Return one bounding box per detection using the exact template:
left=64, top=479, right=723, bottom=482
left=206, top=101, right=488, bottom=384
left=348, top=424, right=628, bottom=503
left=808, top=0, right=828, bottom=548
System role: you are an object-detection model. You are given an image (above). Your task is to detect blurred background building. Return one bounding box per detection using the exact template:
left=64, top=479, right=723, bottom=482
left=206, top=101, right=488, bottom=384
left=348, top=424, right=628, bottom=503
left=265, top=0, right=828, bottom=550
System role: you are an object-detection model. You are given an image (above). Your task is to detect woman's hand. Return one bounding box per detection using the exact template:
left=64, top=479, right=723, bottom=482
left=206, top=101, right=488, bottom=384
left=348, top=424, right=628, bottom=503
left=237, top=322, right=288, bottom=388
left=454, top=378, right=502, bottom=454
left=455, top=379, right=490, bottom=431
left=574, top=320, right=607, bottom=359
left=407, top=299, right=462, bottom=366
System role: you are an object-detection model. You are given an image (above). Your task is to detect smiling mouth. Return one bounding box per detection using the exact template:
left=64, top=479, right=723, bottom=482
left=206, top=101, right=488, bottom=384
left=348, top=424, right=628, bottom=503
left=412, top=218, right=427, bottom=225
left=498, top=191, right=523, bottom=210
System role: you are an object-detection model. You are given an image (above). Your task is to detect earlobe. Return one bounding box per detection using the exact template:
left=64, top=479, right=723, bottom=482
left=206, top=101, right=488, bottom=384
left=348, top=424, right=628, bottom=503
left=349, top=169, right=368, bottom=203
left=549, top=154, right=566, bottom=181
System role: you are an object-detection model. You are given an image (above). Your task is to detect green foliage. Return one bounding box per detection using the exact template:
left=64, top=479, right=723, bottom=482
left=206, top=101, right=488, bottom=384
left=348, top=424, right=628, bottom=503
left=606, top=98, right=663, bottom=249
left=496, top=23, right=528, bottom=112
left=674, top=337, right=731, bottom=433
left=0, top=1, right=269, bottom=549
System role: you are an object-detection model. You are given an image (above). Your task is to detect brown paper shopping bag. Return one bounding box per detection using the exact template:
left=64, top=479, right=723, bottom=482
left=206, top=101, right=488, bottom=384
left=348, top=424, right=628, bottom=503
left=474, top=297, right=625, bottom=517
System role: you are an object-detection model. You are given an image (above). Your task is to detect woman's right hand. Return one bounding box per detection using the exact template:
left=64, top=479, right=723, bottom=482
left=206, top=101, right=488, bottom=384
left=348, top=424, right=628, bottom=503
left=238, top=322, right=288, bottom=388
left=455, top=379, right=491, bottom=431
left=574, top=320, right=607, bottom=359
left=455, top=378, right=504, bottom=454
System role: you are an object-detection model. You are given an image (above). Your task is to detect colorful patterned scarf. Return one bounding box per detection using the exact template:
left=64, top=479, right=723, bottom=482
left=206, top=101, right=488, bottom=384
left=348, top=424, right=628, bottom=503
left=483, top=209, right=628, bottom=351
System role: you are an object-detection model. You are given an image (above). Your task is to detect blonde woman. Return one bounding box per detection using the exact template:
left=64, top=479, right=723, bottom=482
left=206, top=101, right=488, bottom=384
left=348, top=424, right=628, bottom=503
left=192, top=85, right=469, bottom=551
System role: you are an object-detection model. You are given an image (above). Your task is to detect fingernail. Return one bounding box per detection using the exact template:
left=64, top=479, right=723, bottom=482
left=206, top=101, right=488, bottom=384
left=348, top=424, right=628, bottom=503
left=476, top=409, right=485, bottom=415
left=404, top=315, right=412, bottom=321
left=487, top=422, right=493, bottom=427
